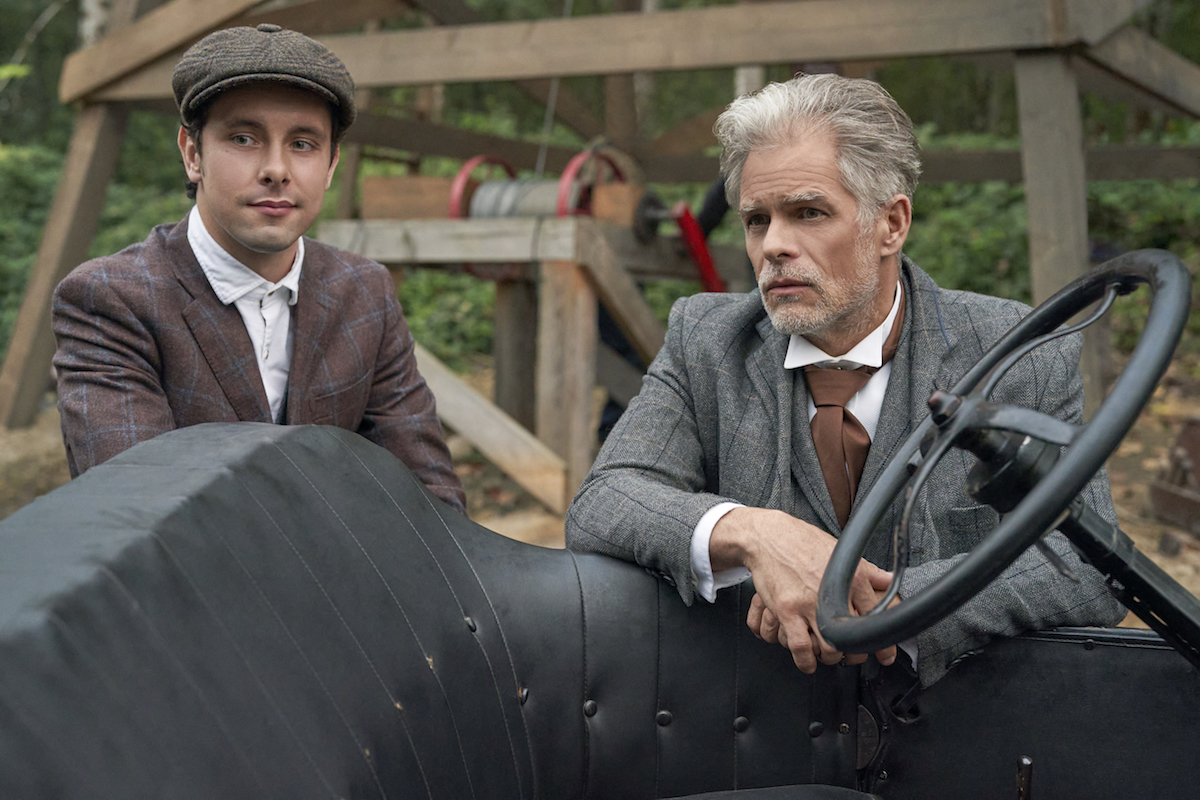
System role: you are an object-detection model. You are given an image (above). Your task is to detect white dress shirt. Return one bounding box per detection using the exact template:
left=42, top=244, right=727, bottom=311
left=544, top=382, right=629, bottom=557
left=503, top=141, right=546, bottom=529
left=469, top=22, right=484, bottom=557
left=690, top=281, right=905, bottom=601
left=186, top=205, right=303, bottom=423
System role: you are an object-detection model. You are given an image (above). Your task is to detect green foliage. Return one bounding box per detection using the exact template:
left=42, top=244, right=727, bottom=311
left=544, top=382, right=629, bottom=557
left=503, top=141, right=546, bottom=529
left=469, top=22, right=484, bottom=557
left=0, top=65, right=30, bottom=81
left=907, top=180, right=1031, bottom=303
left=397, top=271, right=495, bottom=370
left=0, top=143, right=61, bottom=360
left=0, top=0, right=79, bottom=152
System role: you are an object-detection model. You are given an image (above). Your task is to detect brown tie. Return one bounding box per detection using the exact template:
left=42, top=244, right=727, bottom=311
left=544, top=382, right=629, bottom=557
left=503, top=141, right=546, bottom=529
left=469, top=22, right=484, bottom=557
left=803, top=289, right=905, bottom=528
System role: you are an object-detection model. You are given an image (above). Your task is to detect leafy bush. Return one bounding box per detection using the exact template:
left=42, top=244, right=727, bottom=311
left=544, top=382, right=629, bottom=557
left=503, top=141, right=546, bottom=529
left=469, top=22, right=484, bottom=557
left=397, top=270, right=495, bottom=370
left=0, top=143, right=61, bottom=359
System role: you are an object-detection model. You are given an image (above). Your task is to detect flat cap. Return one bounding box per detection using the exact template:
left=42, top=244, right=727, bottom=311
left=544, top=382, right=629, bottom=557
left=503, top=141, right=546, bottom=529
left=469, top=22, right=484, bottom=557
left=172, top=24, right=355, bottom=132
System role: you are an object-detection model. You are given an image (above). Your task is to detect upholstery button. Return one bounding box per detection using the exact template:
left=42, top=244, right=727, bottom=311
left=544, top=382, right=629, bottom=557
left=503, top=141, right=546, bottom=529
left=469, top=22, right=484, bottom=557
left=839, top=723, right=851, bottom=735
left=808, top=721, right=824, bottom=738
left=464, top=616, right=477, bottom=632
left=656, top=710, right=672, bottom=727
left=519, top=687, right=529, bottom=705
left=583, top=700, right=598, bottom=717
left=733, top=716, right=749, bottom=733
left=257, top=23, right=282, bottom=32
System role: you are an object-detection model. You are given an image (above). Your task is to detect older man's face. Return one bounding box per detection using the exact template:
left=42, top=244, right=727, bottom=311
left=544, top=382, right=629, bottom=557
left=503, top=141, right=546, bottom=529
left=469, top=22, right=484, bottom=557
left=738, top=127, right=899, bottom=355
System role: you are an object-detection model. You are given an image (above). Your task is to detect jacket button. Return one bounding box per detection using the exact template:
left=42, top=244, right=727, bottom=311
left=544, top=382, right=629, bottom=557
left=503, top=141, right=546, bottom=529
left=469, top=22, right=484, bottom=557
left=734, top=716, right=749, bottom=733
left=656, top=710, right=673, bottom=727
left=583, top=700, right=598, bottom=717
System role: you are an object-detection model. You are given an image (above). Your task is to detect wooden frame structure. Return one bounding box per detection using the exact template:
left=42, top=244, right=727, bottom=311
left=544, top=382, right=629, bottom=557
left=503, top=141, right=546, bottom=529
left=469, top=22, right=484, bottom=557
left=5, top=0, right=1200, bottom=511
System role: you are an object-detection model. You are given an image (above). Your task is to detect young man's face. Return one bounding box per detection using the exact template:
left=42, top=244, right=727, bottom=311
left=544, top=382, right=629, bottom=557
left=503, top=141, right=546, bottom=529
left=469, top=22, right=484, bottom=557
left=179, top=82, right=340, bottom=281
left=738, top=126, right=909, bottom=356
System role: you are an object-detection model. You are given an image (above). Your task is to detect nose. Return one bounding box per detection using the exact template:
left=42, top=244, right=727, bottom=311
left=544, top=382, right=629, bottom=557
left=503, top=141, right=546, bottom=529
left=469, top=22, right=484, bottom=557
left=760, top=218, right=796, bottom=265
left=258, top=142, right=290, bottom=186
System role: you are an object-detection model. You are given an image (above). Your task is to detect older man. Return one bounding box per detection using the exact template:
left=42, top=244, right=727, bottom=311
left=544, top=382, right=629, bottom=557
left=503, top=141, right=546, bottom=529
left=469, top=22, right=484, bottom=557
left=565, top=74, right=1123, bottom=686
left=52, top=25, right=465, bottom=513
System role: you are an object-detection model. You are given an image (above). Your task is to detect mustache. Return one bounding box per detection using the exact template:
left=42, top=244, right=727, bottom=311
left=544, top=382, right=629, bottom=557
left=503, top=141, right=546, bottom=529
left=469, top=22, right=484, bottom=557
left=758, top=263, right=824, bottom=290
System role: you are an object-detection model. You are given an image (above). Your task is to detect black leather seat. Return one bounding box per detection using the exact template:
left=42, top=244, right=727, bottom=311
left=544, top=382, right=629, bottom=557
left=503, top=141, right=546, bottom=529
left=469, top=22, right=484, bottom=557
left=0, top=424, right=876, bottom=799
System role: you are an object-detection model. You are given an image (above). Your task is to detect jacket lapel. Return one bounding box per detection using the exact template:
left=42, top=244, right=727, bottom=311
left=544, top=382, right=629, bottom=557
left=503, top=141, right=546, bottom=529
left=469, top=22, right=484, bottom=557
left=284, top=241, right=333, bottom=424
left=169, top=218, right=272, bottom=423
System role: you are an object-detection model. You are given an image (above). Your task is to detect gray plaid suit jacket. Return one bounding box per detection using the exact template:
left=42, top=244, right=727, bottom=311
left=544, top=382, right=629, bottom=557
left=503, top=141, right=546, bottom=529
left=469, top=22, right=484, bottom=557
left=53, top=216, right=466, bottom=514
left=566, top=256, right=1125, bottom=685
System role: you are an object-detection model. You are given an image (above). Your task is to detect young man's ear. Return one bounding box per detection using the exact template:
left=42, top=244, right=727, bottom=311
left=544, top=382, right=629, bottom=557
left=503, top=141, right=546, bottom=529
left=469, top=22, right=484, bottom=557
left=178, top=126, right=203, bottom=184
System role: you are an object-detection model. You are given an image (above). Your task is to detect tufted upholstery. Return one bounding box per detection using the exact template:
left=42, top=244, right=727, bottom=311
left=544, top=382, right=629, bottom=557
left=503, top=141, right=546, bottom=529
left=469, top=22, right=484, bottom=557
left=0, top=424, right=875, bottom=799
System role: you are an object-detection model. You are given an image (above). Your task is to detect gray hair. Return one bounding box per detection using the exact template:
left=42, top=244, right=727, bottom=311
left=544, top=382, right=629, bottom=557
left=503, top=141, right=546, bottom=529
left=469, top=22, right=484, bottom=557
left=715, top=74, right=921, bottom=223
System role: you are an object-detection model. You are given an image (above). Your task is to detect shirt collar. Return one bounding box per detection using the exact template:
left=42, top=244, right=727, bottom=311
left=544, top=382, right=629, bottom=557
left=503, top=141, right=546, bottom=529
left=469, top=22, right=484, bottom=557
left=187, top=205, right=303, bottom=307
left=783, top=280, right=903, bottom=370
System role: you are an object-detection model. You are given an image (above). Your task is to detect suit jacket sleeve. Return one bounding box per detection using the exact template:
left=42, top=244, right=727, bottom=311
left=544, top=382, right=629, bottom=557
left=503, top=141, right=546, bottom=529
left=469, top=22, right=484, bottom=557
left=566, top=296, right=737, bottom=603
left=53, top=268, right=177, bottom=477
left=354, top=271, right=467, bottom=515
left=901, top=328, right=1126, bottom=686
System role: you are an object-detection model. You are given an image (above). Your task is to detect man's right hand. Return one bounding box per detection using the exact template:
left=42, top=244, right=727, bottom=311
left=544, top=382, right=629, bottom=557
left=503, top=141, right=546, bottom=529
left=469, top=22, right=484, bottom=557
left=709, top=506, right=897, bottom=672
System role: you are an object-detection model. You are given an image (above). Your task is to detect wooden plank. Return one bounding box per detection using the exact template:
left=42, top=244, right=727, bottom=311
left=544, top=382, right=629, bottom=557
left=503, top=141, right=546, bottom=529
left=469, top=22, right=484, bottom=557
left=1015, top=51, right=1103, bottom=418
left=537, top=261, right=598, bottom=500
left=360, top=175, right=459, bottom=220
left=60, top=0, right=265, bottom=103
left=1083, top=25, right=1200, bottom=119
left=413, top=342, right=568, bottom=513
left=344, top=111, right=579, bottom=173
left=316, top=217, right=751, bottom=285
left=575, top=220, right=665, bottom=365
left=94, top=0, right=1144, bottom=98
left=0, top=105, right=130, bottom=429
left=493, top=279, right=538, bottom=431
left=597, top=343, right=645, bottom=407
left=316, top=217, right=577, bottom=264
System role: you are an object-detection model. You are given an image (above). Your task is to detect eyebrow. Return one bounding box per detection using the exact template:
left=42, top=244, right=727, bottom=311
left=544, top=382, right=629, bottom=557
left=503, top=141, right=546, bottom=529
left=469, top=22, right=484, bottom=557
left=738, top=192, right=828, bottom=216
left=216, top=118, right=329, bottom=141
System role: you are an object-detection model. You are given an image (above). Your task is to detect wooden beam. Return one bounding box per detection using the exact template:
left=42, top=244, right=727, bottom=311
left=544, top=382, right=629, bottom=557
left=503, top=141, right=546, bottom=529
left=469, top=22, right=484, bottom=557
left=60, top=0, right=265, bottom=103
left=576, top=221, right=665, bottom=365
left=317, top=217, right=578, bottom=263
left=537, top=261, right=598, bottom=501
left=493, top=279, right=538, bottom=431
left=345, top=111, right=579, bottom=172
left=315, top=217, right=751, bottom=285
left=597, top=343, right=645, bottom=407
left=1083, top=25, right=1200, bottom=119
left=1015, top=51, right=1102, bottom=418
left=0, top=106, right=130, bottom=429
left=413, top=343, right=568, bottom=513
left=95, top=0, right=1146, bottom=98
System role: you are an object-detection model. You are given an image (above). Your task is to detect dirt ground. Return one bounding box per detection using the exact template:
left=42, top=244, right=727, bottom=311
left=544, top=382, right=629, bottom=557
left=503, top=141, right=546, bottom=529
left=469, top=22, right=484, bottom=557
left=3, top=379, right=1200, bottom=629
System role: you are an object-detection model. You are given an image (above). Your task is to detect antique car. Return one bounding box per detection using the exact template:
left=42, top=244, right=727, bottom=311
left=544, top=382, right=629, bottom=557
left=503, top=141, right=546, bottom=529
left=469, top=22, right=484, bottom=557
left=0, top=250, right=1196, bottom=799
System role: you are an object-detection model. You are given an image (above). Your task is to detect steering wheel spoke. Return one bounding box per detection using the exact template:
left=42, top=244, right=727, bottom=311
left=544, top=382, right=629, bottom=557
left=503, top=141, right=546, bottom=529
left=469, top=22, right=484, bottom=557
left=963, top=403, right=1081, bottom=448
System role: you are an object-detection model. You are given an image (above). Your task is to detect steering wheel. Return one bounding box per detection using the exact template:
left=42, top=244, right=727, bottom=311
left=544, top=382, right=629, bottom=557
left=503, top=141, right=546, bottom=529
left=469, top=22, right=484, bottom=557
left=816, top=250, right=1192, bottom=654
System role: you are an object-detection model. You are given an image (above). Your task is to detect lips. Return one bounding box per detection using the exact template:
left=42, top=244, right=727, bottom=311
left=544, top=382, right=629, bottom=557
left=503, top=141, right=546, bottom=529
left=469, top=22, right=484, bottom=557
left=249, top=199, right=296, bottom=217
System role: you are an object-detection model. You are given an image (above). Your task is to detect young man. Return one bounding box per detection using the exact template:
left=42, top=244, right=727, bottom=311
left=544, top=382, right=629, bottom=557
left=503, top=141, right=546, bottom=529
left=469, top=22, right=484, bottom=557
left=52, top=24, right=466, bottom=513
left=565, top=74, right=1124, bottom=686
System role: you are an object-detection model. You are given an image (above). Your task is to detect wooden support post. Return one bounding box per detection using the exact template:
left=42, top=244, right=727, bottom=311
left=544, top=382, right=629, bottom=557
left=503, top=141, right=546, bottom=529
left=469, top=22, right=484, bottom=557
left=0, top=103, right=129, bottom=429
left=335, top=21, right=379, bottom=220
left=537, top=261, right=598, bottom=504
left=494, top=278, right=538, bottom=431
left=1015, top=50, right=1103, bottom=417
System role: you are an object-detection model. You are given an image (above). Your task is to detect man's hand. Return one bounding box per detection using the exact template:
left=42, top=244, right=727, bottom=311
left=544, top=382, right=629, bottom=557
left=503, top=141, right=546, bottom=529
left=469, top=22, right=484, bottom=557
left=710, top=506, right=898, bottom=672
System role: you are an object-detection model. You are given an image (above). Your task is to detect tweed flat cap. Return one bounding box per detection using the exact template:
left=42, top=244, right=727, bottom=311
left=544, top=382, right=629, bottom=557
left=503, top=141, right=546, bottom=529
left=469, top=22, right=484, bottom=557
left=173, top=24, right=355, bottom=131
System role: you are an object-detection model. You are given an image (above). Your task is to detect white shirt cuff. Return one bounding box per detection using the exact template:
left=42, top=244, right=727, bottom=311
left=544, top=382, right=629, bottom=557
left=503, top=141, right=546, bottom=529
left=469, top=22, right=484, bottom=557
left=691, top=501, right=750, bottom=603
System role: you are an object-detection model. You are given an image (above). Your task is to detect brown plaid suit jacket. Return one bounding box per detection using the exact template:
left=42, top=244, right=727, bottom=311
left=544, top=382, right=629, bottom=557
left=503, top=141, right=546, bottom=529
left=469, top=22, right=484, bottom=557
left=52, top=216, right=466, bottom=513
